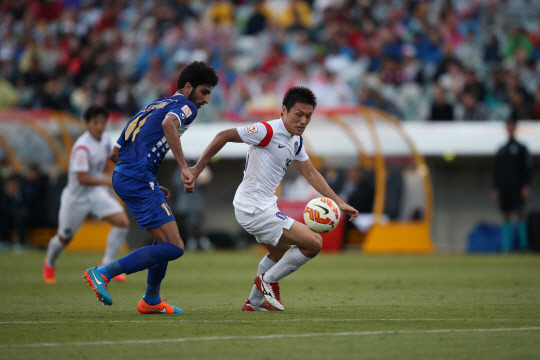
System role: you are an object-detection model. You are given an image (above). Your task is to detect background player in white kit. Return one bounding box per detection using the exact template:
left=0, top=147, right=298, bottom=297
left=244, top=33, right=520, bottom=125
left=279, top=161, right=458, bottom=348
left=43, top=105, right=130, bottom=284
left=190, top=86, right=358, bottom=311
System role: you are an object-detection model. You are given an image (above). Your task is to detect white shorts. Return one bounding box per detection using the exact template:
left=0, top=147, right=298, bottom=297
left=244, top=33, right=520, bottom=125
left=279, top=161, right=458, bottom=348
left=58, top=187, right=124, bottom=239
left=234, top=204, right=294, bottom=246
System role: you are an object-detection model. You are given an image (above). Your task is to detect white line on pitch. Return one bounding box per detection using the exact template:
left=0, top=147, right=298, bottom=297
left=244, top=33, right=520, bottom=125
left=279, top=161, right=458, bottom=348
left=0, top=318, right=537, bottom=325
left=2, top=327, right=540, bottom=348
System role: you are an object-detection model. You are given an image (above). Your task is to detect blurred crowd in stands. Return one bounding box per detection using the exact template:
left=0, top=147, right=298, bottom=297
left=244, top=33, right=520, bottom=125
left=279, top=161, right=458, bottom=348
left=0, top=163, right=53, bottom=251
left=2, top=0, right=540, bottom=122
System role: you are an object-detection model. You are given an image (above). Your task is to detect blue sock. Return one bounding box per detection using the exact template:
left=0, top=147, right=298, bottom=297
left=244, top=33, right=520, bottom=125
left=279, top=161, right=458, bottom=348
left=97, top=261, right=123, bottom=280
left=143, top=261, right=169, bottom=305
left=142, top=241, right=170, bottom=305
left=117, top=242, right=183, bottom=275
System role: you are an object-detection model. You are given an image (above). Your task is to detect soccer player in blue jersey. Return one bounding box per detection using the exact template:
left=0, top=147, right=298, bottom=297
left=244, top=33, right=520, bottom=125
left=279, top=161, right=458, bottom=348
left=83, top=61, right=218, bottom=314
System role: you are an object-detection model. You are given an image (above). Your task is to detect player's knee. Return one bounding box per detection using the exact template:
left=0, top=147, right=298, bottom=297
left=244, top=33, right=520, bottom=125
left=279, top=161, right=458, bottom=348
left=312, top=233, right=323, bottom=253
left=304, top=233, right=322, bottom=257
left=167, top=237, right=184, bottom=251
left=162, top=242, right=184, bottom=260
left=117, top=218, right=130, bottom=228
left=109, top=213, right=130, bottom=228
left=267, top=247, right=288, bottom=262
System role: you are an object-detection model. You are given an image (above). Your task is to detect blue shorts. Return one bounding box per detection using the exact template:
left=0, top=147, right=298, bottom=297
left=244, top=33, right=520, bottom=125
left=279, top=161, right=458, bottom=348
left=112, top=171, right=175, bottom=229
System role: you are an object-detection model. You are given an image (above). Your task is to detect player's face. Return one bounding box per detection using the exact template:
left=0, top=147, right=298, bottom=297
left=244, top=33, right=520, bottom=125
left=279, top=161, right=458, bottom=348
left=282, top=102, right=314, bottom=136
left=189, top=85, right=213, bottom=109
left=86, top=114, right=108, bottom=141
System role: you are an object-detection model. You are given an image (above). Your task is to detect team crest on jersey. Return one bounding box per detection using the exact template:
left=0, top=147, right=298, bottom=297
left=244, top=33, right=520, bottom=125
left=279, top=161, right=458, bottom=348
left=181, top=105, right=192, bottom=118
left=244, top=124, right=258, bottom=135
left=75, top=153, right=86, bottom=166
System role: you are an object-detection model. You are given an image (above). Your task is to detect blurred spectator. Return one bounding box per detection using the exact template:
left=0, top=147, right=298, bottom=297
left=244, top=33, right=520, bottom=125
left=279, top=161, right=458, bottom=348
left=243, top=0, right=272, bottom=36
left=173, top=164, right=213, bottom=251
left=438, top=60, right=465, bottom=98
left=204, top=0, right=235, bottom=28
left=530, top=89, right=540, bottom=120
left=502, top=26, right=533, bottom=60
left=338, top=167, right=374, bottom=214
left=491, top=118, right=532, bottom=251
left=456, top=91, right=490, bottom=121
left=1, top=0, right=540, bottom=121
left=278, top=0, right=314, bottom=30
left=0, top=174, right=28, bottom=251
left=483, top=33, right=501, bottom=67
left=463, top=69, right=486, bottom=102
left=22, top=163, right=50, bottom=229
left=357, top=87, right=404, bottom=119
left=508, top=87, right=532, bottom=120
left=429, top=83, right=455, bottom=121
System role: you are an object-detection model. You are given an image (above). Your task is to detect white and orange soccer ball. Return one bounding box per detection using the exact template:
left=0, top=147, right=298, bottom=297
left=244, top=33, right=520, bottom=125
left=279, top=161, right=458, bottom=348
left=303, top=197, right=341, bottom=233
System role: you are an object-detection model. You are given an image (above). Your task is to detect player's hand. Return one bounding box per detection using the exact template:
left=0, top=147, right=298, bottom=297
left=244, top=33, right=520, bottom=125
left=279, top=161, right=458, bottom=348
left=182, top=167, right=195, bottom=193
left=339, top=203, right=359, bottom=221
left=109, top=146, right=120, bottom=164
left=160, top=186, right=171, bottom=200
left=188, top=165, right=202, bottom=180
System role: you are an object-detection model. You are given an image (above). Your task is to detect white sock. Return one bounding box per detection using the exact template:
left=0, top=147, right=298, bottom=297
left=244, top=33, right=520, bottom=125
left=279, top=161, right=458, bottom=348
left=249, top=255, right=277, bottom=306
left=101, top=227, right=128, bottom=265
left=199, top=236, right=213, bottom=250
left=263, top=247, right=311, bottom=283
left=46, top=234, right=64, bottom=268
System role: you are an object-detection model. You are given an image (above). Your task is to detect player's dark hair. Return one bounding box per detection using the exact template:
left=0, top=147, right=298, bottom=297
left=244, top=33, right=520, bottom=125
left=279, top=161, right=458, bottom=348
left=177, top=61, right=219, bottom=90
left=282, top=86, right=317, bottom=112
left=83, top=105, right=109, bottom=123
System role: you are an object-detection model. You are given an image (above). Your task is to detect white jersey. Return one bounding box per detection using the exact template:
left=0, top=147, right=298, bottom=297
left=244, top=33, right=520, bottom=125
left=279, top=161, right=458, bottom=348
left=64, top=131, right=112, bottom=199
left=233, top=118, right=309, bottom=213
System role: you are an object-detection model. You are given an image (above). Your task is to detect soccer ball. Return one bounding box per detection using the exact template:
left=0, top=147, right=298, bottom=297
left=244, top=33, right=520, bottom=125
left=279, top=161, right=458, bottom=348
left=303, top=197, right=341, bottom=233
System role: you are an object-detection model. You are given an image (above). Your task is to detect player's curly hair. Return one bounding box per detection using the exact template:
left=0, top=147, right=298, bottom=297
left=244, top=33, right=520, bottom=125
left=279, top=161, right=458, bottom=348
left=177, top=61, right=219, bottom=91
left=282, top=86, right=317, bottom=112
left=83, top=104, right=109, bottom=122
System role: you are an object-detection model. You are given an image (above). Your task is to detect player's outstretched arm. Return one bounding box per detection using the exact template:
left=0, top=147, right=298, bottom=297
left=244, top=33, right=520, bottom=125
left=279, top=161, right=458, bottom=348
left=77, top=171, right=112, bottom=187
left=293, top=160, right=359, bottom=221
left=190, top=128, right=243, bottom=180
left=163, top=114, right=194, bottom=191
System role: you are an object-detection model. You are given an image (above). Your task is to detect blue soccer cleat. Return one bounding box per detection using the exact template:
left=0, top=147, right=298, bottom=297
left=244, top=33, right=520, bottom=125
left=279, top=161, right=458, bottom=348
left=83, top=267, right=112, bottom=305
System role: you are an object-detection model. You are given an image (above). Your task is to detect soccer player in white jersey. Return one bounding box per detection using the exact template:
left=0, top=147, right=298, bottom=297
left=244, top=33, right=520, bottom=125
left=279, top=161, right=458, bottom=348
left=190, top=86, right=359, bottom=311
left=43, top=105, right=130, bottom=284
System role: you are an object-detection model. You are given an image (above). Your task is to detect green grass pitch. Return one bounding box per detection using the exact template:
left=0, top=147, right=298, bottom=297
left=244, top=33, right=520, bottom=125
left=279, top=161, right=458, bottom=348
left=1, top=250, right=539, bottom=359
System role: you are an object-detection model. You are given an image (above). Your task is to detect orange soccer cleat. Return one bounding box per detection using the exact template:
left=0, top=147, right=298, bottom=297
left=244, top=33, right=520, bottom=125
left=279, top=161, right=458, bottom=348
left=137, top=298, right=183, bottom=314
left=43, top=259, right=56, bottom=284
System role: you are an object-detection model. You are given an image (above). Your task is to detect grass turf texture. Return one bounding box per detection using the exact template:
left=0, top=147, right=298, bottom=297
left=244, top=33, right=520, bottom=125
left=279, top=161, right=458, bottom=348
left=0, top=251, right=539, bottom=360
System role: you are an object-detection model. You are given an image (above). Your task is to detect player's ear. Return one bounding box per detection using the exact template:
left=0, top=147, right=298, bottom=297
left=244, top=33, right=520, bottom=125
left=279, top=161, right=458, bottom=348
left=185, top=82, right=193, bottom=96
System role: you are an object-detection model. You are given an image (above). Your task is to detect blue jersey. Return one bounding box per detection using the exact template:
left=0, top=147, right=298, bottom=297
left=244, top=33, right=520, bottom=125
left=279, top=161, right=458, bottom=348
left=114, top=94, right=197, bottom=181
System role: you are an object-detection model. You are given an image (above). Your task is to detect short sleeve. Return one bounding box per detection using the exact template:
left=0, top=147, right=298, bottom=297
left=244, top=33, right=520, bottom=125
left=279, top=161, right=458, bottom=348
left=168, top=103, right=197, bottom=126
left=294, top=136, right=309, bottom=161
left=236, top=122, right=273, bottom=146
left=71, top=146, right=90, bottom=172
